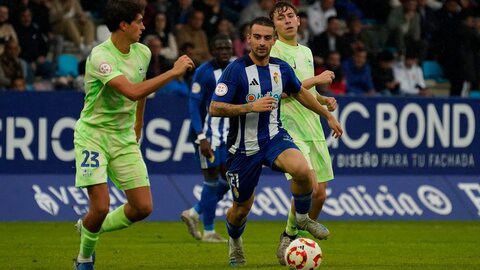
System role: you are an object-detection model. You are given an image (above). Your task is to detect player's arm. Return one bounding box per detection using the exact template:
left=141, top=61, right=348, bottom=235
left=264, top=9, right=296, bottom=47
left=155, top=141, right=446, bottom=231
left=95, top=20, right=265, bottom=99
left=134, top=97, right=146, bottom=142
left=210, top=96, right=277, bottom=117
left=292, top=87, right=343, bottom=138
left=189, top=87, right=214, bottom=159
left=108, top=55, right=194, bottom=101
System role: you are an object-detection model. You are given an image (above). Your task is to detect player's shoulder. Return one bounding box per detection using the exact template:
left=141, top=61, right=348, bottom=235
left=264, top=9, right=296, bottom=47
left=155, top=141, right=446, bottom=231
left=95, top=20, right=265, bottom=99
left=269, top=56, right=291, bottom=68
left=131, top=42, right=151, bottom=57
left=196, top=59, right=215, bottom=74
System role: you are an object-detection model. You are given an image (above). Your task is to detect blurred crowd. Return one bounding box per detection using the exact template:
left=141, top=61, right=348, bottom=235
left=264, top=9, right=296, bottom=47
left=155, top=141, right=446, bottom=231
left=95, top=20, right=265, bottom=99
left=1, top=0, right=480, bottom=97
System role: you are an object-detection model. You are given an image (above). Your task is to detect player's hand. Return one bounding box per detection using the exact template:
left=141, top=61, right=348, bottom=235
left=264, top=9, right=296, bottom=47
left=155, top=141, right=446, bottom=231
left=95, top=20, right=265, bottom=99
left=200, top=139, right=214, bottom=160
left=327, top=117, right=343, bottom=139
left=252, top=96, right=277, bottom=112
left=172, top=55, right=195, bottom=76
left=324, top=97, right=337, bottom=112
left=317, top=70, right=335, bottom=85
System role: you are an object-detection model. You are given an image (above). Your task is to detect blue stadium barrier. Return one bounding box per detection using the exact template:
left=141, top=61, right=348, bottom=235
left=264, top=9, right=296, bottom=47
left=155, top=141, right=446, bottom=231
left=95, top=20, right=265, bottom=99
left=0, top=92, right=479, bottom=221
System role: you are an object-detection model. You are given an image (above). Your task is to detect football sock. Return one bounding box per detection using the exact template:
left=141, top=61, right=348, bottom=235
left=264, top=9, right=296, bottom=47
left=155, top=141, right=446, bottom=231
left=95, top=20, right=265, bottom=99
left=78, top=225, right=100, bottom=260
left=189, top=206, right=200, bottom=217
left=100, top=204, right=132, bottom=233
left=216, top=178, right=230, bottom=201
left=200, top=180, right=218, bottom=231
left=226, top=220, right=246, bottom=239
left=292, top=191, right=312, bottom=215
left=285, top=209, right=298, bottom=236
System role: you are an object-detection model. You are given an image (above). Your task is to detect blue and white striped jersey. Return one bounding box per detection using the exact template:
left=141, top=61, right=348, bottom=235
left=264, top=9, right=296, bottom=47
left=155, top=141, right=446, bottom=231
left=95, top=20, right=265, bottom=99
left=189, top=59, right=230, bottom=149
left=212, top=55, right=302, bottom=155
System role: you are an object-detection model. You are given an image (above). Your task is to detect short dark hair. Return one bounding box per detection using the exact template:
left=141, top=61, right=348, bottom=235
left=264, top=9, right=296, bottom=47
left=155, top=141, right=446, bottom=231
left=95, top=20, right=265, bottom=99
left=269, top=1, right=298, bottom=20
left=105, top=0, right=143, bottom=32
left=249, top=17, right=275, bottom=31
left=210, top=33, right=232, bottom=49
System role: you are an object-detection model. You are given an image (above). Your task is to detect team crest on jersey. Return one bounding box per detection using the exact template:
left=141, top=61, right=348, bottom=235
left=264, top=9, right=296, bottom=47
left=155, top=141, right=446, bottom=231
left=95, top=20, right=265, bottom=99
left=273, top=72, right=279, bottom=84
left=215, top=83, right=228, bottom=96
left=192, top=82, right=201, bottom=94
left=99, top=63, right=112, bottom=75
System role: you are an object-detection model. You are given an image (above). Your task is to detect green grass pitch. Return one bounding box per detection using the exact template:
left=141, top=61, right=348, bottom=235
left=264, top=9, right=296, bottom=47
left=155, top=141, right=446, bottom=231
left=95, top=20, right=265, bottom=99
left=1, top=221, right=479, bottom=269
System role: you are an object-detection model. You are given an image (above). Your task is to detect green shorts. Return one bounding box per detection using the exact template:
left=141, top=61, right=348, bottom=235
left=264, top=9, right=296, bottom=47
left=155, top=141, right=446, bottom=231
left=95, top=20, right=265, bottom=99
left=74, top=122, right=150, bottom=190
left=285, top=140, right=334, bottom=182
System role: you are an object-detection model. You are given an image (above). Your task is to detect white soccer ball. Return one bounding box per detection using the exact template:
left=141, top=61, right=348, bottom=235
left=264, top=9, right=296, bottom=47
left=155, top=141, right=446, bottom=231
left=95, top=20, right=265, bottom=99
left=284, top=238, right=322, bottom=270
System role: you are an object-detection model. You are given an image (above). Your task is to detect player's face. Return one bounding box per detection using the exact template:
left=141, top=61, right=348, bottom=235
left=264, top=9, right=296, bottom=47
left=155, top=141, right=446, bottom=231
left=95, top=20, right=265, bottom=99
left=125, top=14, right=145, bottom=42
left=248, top=24, right=275, bottom=61
left=272, top=7, right=299, bottom=40
left=213, top=39, right=233, bottom=67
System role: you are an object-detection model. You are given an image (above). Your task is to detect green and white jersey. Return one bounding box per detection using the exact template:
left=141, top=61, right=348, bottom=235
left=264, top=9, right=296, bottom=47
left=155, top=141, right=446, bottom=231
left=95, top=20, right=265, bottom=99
left=271, top=39, right=325, bottom=141
left=78, top=38, right=151, bottom=132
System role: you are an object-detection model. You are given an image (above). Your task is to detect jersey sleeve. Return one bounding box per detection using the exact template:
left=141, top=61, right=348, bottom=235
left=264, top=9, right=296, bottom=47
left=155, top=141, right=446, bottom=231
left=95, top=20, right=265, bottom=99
left=189, top=66, right=209, bottom=134
left=87, top=47, right=124, bottom=85
left=212, top=63, right=238, bottom=103
left=283, top=62, right=302, bottom=95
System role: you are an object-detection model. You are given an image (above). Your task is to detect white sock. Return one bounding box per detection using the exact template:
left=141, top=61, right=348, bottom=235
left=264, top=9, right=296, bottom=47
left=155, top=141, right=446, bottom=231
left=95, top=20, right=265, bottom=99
left=204, top=230, right=215, bottom=236
left=76, top=254, right=93, bottom=263
left=188, top=208, right=199, bottom=218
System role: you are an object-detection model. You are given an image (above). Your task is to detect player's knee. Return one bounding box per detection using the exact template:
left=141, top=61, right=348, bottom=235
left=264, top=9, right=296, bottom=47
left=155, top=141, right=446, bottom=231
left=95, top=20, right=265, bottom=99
left=312, top=188, right=326, bottom=204
left=289, top=163, right=311, bottom=183
left=91, top=204, right=110, bottom=219
left=133, top=202, right=153, bottom=220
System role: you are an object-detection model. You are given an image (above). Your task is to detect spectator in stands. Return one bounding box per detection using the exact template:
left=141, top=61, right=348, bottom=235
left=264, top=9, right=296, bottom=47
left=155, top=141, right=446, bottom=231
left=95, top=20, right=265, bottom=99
left=144, top=34, right=187, bottom=97
left=237, top=0, right=274, bottom=27
left=138, top=0, right=158, bottom=30
left=16, top=7, right=55, bottom=81
left=372, top=50, right=400, bottom=95
left=217, top=18, right=237, bottom=44
left=342, top=48, right=376, bottom=96
left=233, top=23, right=250, bottom=58
left=144, top=35, right=173, bottom=79
left=0, top=40, right=25, bottom=90
left=317, top=50, right=346, bottom=95
left=11, top=77, right=27, bottom=91
left=297, top=11, right=312, bottom=46
left=0, top=5, right=18, bottom=55
left=393, top=49, right=431, bottom=96
left=142, top=12, right=178, bottom=61
left=79, top=0, right=106, bottom=21
left=343, top=15, right=378, bottom=58
left=310, top=16, right=347, bottom=69
left=194, top=0, right=225, bottom=39
left=169, top=0, right=194, bottom=31
left=175, top=10, right=211, bottom=64
left=386, top=0, right=421, bottom=56
left=47, top=0, right=95, bottom=53
left=307, top=0, right=337, bottom=36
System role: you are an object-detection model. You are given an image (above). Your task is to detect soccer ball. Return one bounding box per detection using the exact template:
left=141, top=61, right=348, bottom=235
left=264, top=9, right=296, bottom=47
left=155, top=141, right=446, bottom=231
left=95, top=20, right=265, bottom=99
left=284, top=238, right=322, bottom=270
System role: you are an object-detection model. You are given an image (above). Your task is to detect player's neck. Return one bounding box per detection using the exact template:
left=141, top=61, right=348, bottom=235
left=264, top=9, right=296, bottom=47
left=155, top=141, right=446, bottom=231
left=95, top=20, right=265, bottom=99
left=111, top=32, right=132, bottom=54
left=278, top=35, right=298, bottom=47
left=249, top=51, right=269, bottom=66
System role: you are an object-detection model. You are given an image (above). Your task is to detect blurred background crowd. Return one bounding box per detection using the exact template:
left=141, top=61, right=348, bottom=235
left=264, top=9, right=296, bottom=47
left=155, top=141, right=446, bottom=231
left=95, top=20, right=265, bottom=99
left=1, top=0, right=480, bottom=97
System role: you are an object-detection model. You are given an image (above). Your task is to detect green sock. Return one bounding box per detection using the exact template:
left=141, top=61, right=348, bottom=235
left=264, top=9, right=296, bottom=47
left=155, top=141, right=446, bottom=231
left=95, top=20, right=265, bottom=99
left=79, top=225, right=100, bottom=259
left=100, top=204, right=132, bottom=233
left=285, top=210, right=298, bottom=236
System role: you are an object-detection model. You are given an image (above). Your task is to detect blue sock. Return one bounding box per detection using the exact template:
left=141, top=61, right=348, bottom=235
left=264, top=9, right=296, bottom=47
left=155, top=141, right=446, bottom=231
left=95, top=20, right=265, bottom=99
left=200, top=180, right=218, bottom=231
left=216, top=178, right=230, bottom=202
left=292, top=191, right=312, bottom=214
left=193, top=202, right=202, bottom=215
left=226, top=220, right=246, bottom=239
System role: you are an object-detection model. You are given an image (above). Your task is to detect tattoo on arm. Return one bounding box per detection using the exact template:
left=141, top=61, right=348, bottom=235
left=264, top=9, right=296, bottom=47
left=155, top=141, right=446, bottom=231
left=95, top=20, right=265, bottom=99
left=210, top=101, right=252, bottom=117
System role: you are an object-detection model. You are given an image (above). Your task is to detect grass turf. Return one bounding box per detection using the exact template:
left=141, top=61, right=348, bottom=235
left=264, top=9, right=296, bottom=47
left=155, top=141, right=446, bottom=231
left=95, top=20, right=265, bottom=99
left=0, top=221, right=479, bottom=269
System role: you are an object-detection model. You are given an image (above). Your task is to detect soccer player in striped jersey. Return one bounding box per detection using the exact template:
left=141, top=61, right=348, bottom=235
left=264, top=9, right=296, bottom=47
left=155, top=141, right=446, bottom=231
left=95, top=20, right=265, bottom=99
left=181, top=34, right=233, bottom=243
left=73, top=1, right=194, bottom=269
left=210, top=17, right=343, bottom=267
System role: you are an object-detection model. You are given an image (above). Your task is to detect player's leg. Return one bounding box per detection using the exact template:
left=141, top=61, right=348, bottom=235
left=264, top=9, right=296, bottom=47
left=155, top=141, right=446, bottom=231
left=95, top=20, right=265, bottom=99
left=308, top=140, right=334, bottom=220
left=224, top=151, right=262, bottom=266
left=74, top=125, right=110, bottom=269
left=100, top=134, right=152, bottom=233
left=199, top=166, right=227, bottom=242
left=269, top=133, right=328, bottom=240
